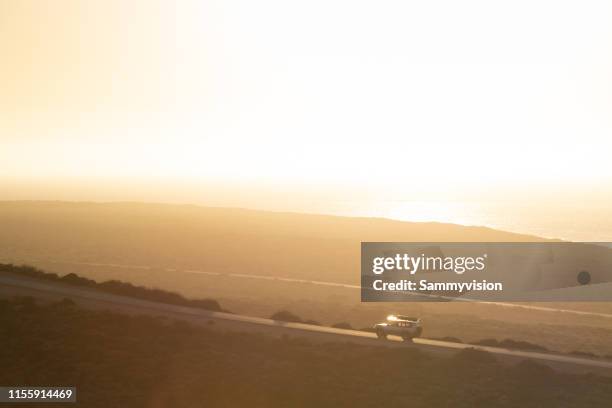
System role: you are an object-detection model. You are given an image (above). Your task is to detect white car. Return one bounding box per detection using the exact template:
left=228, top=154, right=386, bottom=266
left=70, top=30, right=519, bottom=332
left=374, top=315, right=422, bottom=341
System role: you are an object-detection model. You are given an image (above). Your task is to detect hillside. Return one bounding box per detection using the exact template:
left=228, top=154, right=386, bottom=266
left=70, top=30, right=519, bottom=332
left=0, top=263, right=222, bottom=312
left=1, top=296, right=611, bottom=408
left=3, top=201, right=612, bottom=358
left=0, top=201, right=544, bottom=284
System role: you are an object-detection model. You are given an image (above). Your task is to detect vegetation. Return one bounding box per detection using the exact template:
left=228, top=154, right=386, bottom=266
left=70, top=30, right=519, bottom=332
left=269, top=310, right=320, bottom=325
left=569, top=350, right=598, bottom=358
left=0, top=263, right=222, bottom=312
left=4, top=202, right=611, bottom=358
left=428, top=336, right=554, bottom=353
left=430, top=336, right=464, bottom=343
left=4, top=263, right=602, bottom=360
left=304, top=319, right=322, bottom=326
left=331, top=322, right=353, bottom=330
left=474, top=338, right=549, bottom=352
left=359, top=326, right=377, bottom=333
left=1, top=297, right=611, bottom=408
left=372, top=332, right=553, bottom=354
left=0, top=201, right=541, bottom=286
left=270, top=310, right=304, bottom=323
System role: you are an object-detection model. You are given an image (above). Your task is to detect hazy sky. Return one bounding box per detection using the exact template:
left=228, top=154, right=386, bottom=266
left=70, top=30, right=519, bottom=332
left=1, top=0, right=611, bottom=205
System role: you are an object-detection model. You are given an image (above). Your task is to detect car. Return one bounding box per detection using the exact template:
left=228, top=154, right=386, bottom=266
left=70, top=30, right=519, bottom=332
left=374, top=315, right=422, bottom=341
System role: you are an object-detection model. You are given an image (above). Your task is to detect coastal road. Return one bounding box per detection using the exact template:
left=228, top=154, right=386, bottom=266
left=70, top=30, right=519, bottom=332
left=1, top=273, right=612, bottom=377
left=9, top=258, right=612, bottom=318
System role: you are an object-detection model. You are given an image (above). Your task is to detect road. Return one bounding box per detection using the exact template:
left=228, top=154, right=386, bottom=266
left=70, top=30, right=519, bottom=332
left=2, top=273, right=612, bottom=376
left=24, top=257, right=612, bottom=318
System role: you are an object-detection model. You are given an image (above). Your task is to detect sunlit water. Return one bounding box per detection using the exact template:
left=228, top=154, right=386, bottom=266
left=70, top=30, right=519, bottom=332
left=318, top=201, right=612, bottom=242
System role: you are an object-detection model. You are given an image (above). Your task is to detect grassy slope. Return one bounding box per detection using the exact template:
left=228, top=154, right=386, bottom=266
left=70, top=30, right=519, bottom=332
left=2, top=201, right=612, bottom=356
left=0, top=263, right=222, bottom=312
left=1, top=297, right=611, bottom=408
left=0, top=201, right=543, bottom=284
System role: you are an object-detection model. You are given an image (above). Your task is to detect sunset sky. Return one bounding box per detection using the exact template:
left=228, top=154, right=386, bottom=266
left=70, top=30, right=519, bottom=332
left=2, top=0, right=611, bottom=210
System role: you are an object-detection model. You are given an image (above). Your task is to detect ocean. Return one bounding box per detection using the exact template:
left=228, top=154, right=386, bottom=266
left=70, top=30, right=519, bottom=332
left=320, top=200, right=612, bottom=242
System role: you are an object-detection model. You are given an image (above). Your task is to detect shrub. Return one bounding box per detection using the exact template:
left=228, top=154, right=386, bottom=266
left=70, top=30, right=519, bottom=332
left=429, top=336, right=463, bottom=343
left=270, top=310, right=303, bottom=323
left=475, top=338, right=548, bottom=352
left=569, top=350, right=597, bottom=358
left=303, top=319, right=321, bottom=326
left=0, top=263, right=222, bottom=312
